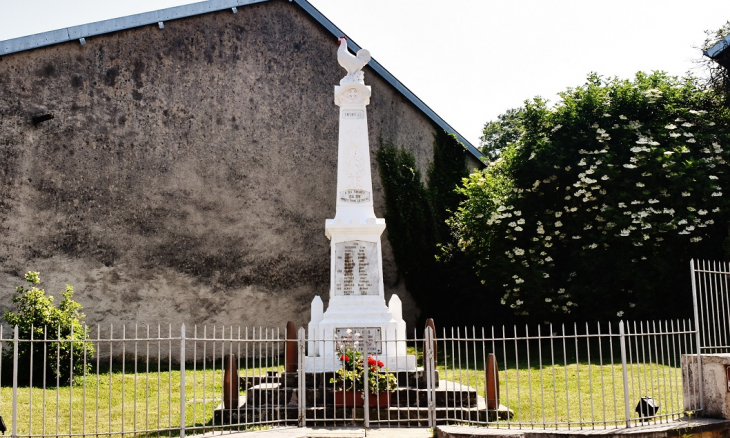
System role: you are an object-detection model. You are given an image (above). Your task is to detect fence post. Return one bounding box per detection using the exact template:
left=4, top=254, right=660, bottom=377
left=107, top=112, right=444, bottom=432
left=690, top=259, right=704, bottom=412
left=180, top=324, right=186, bottom=438
left=297, top=327, right=306, bottom=427
left=619, top=321, right=631, bottom=427
left=363, top=343, right=369, bottom=429
left=12, top=326, right=18, bottom=438
left=425, top=326, right=436, bottom=428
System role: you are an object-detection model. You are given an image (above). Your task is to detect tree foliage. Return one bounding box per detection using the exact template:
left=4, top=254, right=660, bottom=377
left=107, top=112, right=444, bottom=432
left=4, top=271, right=95, bottom=385
left=480, top=108, right=525, bottom=161
left=448, top=72, right=730, bottom=322
left=700, top=21, right=730, bottom=105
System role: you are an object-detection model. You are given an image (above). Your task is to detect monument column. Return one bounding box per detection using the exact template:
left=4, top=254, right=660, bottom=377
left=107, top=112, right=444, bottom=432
left=304, top=38, right=415, bottom=372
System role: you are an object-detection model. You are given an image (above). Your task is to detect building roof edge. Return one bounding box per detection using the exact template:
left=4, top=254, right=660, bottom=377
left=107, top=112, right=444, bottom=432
left=0, top=0, right=267, bottom=57
left=705, top=33, right=730, bottom=59
left=0, top=0, right=485, bottom=163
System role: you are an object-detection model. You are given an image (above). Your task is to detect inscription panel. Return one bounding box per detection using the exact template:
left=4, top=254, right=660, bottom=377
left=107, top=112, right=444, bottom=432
left=342, top=109, right=365, bottom=120
left=339, top=189, right=371, bottom=203
left=334, top=241, right=379, bottom=296
left=335, top=327, right=382, bottom=354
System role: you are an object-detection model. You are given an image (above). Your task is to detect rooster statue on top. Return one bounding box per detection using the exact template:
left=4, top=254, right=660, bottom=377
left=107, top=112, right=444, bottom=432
left=337, top=36, right=370, bottom=84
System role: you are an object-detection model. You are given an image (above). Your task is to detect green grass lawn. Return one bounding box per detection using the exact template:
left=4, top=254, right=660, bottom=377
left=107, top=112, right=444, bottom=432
left=0, top=362, right=284, bottom=438
left=437, top=361, right=683, bottom=428
left=431, top=337, right=686, bottom=428
left=2, top=368, right=214, bottom=437
left=0, top=347, right=686, bottom=436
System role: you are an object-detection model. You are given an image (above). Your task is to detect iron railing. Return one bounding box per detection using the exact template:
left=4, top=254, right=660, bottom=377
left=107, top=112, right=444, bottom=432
left=0, top=318, right=699, bottom=436
left=692, top=259, right=730, bottom=354
left=0, top=324, right=288, bottom=437
left=449, top=320, right=698, bottom=429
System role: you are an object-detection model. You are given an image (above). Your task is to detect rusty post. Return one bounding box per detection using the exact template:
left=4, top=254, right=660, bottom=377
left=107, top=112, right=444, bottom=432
left=423, top=318, right=438, bottom=373
left=223, top=353, right=239, bottom=409
left=486, top=352, right=500, bottom=409
left=286, top=321, right=297, bottom=373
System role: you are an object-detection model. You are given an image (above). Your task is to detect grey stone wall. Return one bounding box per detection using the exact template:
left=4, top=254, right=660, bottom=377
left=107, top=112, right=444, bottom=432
left=0, top=0, right=455, bottom=330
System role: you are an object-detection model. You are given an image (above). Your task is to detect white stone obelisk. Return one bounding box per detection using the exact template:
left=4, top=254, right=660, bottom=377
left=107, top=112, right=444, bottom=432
left=304, top=38, right=415, bottom=372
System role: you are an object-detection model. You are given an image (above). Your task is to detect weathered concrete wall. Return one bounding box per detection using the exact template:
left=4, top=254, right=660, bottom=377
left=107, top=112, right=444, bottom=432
left=0, top=0, right=445, bottom=329
left=466, top=153, right=483, bottom=172
left=683, top=354, right=730, bottom=419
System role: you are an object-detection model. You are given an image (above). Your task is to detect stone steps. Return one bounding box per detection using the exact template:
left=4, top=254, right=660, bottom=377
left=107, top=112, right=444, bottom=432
left=214, top=374, right=513, bottom=427
left=214, top=371, right=513, bottom=427
left=245, top=380, right=477, bottom=407
left=213, top=404, right=506, bottom=426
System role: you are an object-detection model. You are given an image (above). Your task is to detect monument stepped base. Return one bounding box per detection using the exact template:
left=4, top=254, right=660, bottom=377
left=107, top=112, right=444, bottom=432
left=213, top=370, right=513, bottom=427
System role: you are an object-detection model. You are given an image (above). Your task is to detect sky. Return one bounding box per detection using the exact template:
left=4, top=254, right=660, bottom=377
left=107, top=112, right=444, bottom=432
left=1, top=0, right=729, bottom=148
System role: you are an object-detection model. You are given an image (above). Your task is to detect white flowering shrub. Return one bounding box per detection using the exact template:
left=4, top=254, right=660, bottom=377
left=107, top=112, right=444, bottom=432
left=449, top=72, right=730, bottom=321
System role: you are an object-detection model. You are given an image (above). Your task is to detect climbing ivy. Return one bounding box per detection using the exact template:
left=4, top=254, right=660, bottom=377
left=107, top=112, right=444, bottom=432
left=377, top=141, right=435, bottom=297
left=378, top=131, right=487, bottom=325
left=427, top=131, right=471, bottom=241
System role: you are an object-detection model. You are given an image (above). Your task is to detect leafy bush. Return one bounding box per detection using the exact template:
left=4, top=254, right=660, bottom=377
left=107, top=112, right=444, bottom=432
left=448, top=72, right=730, bottom=322
left=4, top=271, right=95, bottom=385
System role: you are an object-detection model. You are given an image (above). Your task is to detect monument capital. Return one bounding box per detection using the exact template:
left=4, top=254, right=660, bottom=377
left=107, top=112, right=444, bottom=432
left=334, top=82, right=371, bottom=107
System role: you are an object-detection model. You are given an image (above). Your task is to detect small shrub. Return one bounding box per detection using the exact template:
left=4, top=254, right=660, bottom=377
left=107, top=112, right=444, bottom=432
left=3, top=271, right=95, bottom=386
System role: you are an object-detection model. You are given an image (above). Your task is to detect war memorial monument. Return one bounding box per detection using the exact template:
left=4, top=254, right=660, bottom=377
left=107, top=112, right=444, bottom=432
left=305, top=37, right=416, bottom=373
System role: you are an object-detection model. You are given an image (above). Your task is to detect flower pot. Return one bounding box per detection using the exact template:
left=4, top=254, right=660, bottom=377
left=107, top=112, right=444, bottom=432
left=333, top=390, right=392, bottom=407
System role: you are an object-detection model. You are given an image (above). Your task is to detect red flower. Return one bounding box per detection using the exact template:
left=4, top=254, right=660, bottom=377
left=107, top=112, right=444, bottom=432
left=377, top=360, right=384, bottom=368
left=340, top=354, right=349, bottom=362
left=368, top=357, right=377, bottom=366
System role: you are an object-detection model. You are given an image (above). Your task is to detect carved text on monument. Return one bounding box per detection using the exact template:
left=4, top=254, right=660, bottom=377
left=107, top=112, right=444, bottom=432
left=339, top=189, right=371, bottom=203
left=342, top=110, right=365, bottom=120
left=335, top=327, right=382, bottom=354
left=334, top=241, right=379, bottom=296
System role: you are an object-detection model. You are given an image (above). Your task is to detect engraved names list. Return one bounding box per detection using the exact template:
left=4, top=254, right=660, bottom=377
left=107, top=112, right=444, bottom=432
left=334, top=241, right=379, bottom=296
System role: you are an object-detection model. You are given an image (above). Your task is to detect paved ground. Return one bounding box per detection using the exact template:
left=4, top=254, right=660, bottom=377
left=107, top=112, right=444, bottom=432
left=190, top=417, right=730, bottom=438
left=193, top=426, right=433, bottom=438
